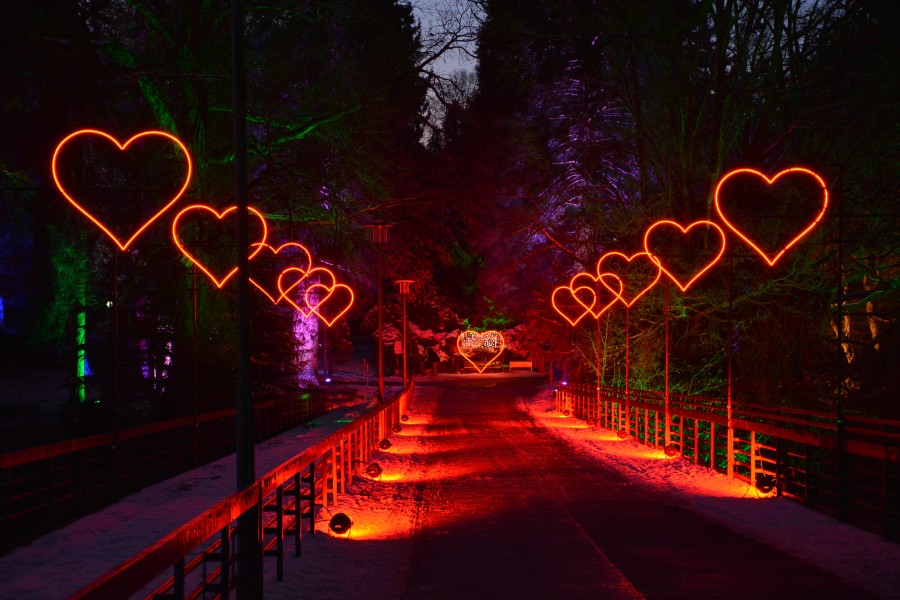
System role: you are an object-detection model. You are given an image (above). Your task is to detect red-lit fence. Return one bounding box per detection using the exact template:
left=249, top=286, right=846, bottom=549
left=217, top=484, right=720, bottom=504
left=0, top=391, right=336, bottom=555
left=71, top=382, right=412, bottom=599
left=556, top=383, right=900, bottom=540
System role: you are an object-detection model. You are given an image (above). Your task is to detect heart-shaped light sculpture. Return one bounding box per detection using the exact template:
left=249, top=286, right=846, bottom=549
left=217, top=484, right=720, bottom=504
left=52, top=129, right=192, bottom=251
left=643, top=220, right=727, bottom=291
left=171, top=204, right=268, bottom=288
left=714, top=167, right=828, bottom=266
left=457, top=330, right=505, bottom=373
left=596, top=251, right=662, bottom=307
left=248, top=242, right=313, bottom=304
left=305, top=279, right=355, bottom=327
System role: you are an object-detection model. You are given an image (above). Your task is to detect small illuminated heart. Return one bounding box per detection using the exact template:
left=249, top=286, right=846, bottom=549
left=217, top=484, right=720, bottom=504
left=171, top=204, right=268, bottom=288
left=279, top=267, right=336, bottom=317
left=643, top=220, right=726, bottom=291
left=714, top=167, right=828, bottom=266
left=249, top=242, right=313, bottom=304
left=596, top=251, right=662, bottom=307
left=305, top=282, right=355, bottom=327
left=457, top=330, right=505, bottom=374
left=52, top=129, right=192, bottom=251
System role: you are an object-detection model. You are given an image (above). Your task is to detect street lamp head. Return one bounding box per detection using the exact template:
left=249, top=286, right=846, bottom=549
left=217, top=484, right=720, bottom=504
left=395, top=279, right=415, bottom=296
left=365, top=221, right=394, bottom=247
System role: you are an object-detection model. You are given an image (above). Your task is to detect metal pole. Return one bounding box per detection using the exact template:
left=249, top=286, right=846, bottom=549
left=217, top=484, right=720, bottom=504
left=402, top=293, right=408, bottom=388
left=727, top=254, right=734, bottom=478
left=231, top=1, right=260, bottom=596
left=665, top=281, right=670, bottom=446
left=377, top=246, right=384, bottom=402
left=836, top=168, right=845, bottom=521
left=624, top=303, right=630, bottom=438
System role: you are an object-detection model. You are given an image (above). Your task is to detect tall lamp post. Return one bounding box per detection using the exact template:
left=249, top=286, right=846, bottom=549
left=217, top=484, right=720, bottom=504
left=395, top=279, right=414, bottom=389
left=366, top=222, right=392, bottom=402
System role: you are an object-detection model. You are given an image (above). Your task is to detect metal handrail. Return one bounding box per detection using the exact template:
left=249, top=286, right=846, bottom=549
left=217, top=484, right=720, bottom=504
left=72, top=381, right=413, bottom=599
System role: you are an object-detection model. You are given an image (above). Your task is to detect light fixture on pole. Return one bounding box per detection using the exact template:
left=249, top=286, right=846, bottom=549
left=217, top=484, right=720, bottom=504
left=365, top=221, right=393, bottom=403
left=395, top=279, right=414, bottom=389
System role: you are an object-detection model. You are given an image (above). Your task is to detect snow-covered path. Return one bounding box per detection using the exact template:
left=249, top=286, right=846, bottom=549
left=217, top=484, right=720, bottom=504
left=1, top=375, right=897, bottom=599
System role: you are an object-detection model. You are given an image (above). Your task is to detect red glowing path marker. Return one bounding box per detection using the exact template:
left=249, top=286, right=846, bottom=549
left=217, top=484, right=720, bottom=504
left=596, top=251, right=662, bottom=307
left=248, top=242, right=313, bottom=304
left=714, top=167, right=828, bottom=266
left=171, top=204, right=268, bottom=288
left=457, top=330, right=505, bottom=374
left=52, top=129, right=193, bottom=251
left=643, top=220, right=727, bottom=291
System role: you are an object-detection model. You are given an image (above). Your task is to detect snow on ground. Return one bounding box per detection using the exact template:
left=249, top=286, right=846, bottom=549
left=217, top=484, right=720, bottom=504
left=518, top=386, right=900, bottom=600
left=0, top=381, right=400, bottom=600
left=1, top=376, right=897, bottom=599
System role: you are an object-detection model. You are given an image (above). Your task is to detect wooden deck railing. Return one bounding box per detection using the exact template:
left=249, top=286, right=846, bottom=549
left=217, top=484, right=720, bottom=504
left=71, top=381, right=413, bottom=599
left=556, top=382, right=899, bottom=540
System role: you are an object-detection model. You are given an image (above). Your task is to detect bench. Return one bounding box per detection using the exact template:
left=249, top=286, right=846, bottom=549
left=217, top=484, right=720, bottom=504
left=508, top=360, right=533, bottom=372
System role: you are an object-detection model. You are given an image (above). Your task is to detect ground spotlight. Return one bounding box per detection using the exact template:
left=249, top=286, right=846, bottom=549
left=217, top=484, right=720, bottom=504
left=562, top=409, right=570, bottom=416
left=400, top=414, right=409, bottom=422
left=617, top=429, right=628, bottom=440
left=379, top=438, right=392, bottom=450
left=392, top=423, right=402, bottom=433
left=366, top=462, right=383, bottom=479
left=329, top=512, right=352, bottom=535
left=664, top=443, right=679, bottom=458
left=756, top=473, right=777, bottom=494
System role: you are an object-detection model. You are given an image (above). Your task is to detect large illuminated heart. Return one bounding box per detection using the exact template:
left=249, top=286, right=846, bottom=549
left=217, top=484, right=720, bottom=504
left=52, top=129, right=192, bottom=251
left=171, top=204, right=268, bottom=287
left=278, top=266, right=335, bottom=317
left=597, top=251, right=662, bottom=307
left=249, top=242, right=313, bottom=304
left=457, top=330, right=504, bottom=374
left=643, top=220, right=727, bottom=291
left=305, top=281, right=355, bottom=327
left=569, top=272, right=624, bottom=318
left=714, top=167, right=828, bottom=266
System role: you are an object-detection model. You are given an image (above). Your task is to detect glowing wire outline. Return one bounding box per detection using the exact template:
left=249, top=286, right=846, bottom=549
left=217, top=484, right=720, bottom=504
left=714, top=167, right=828, bottom=267
left=643, top=220, right=727, bottom=292
left=171, top=204, right=268, bottom=288
left=596, top=251, right=662, bottom=307
left=457, top=330, right=505, bottom=374
left=248, top=242, right=313, bottom=304
left=52, top=129, right=193, bottom=251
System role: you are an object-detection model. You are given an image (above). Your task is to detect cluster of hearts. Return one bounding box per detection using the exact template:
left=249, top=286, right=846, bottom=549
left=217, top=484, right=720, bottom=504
left=551, top=167, right=829, bottom=326
left=51, top=129, right=353, bottom=327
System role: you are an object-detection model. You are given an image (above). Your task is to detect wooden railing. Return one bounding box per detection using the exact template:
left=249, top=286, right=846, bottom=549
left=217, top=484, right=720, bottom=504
left=556, top=383, right=900, bottom=540
left=70, top=382, right=412, bottom=599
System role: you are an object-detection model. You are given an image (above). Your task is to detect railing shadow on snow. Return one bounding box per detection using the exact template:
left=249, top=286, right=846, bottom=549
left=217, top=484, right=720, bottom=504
left=69, top=381, right=413, bottom=599
left=557, top=382, right=899, bottom=541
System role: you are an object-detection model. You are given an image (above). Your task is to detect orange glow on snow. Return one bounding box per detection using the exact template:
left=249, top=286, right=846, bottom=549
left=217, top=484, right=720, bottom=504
left=714, top=167, right=828, bottom=266
left=52, top=129, right=193, bottom=251
left=643, top=220, right=727, bottom=291
left=172, top=204, right=268, bottom=287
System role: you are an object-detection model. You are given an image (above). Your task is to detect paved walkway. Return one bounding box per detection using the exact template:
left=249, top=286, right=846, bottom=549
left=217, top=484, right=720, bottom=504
left=401, top=377, right=874, bottom=600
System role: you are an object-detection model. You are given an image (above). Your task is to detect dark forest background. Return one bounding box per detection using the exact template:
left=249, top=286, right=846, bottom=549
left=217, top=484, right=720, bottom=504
left=0, top=0, right=897, bottom=449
